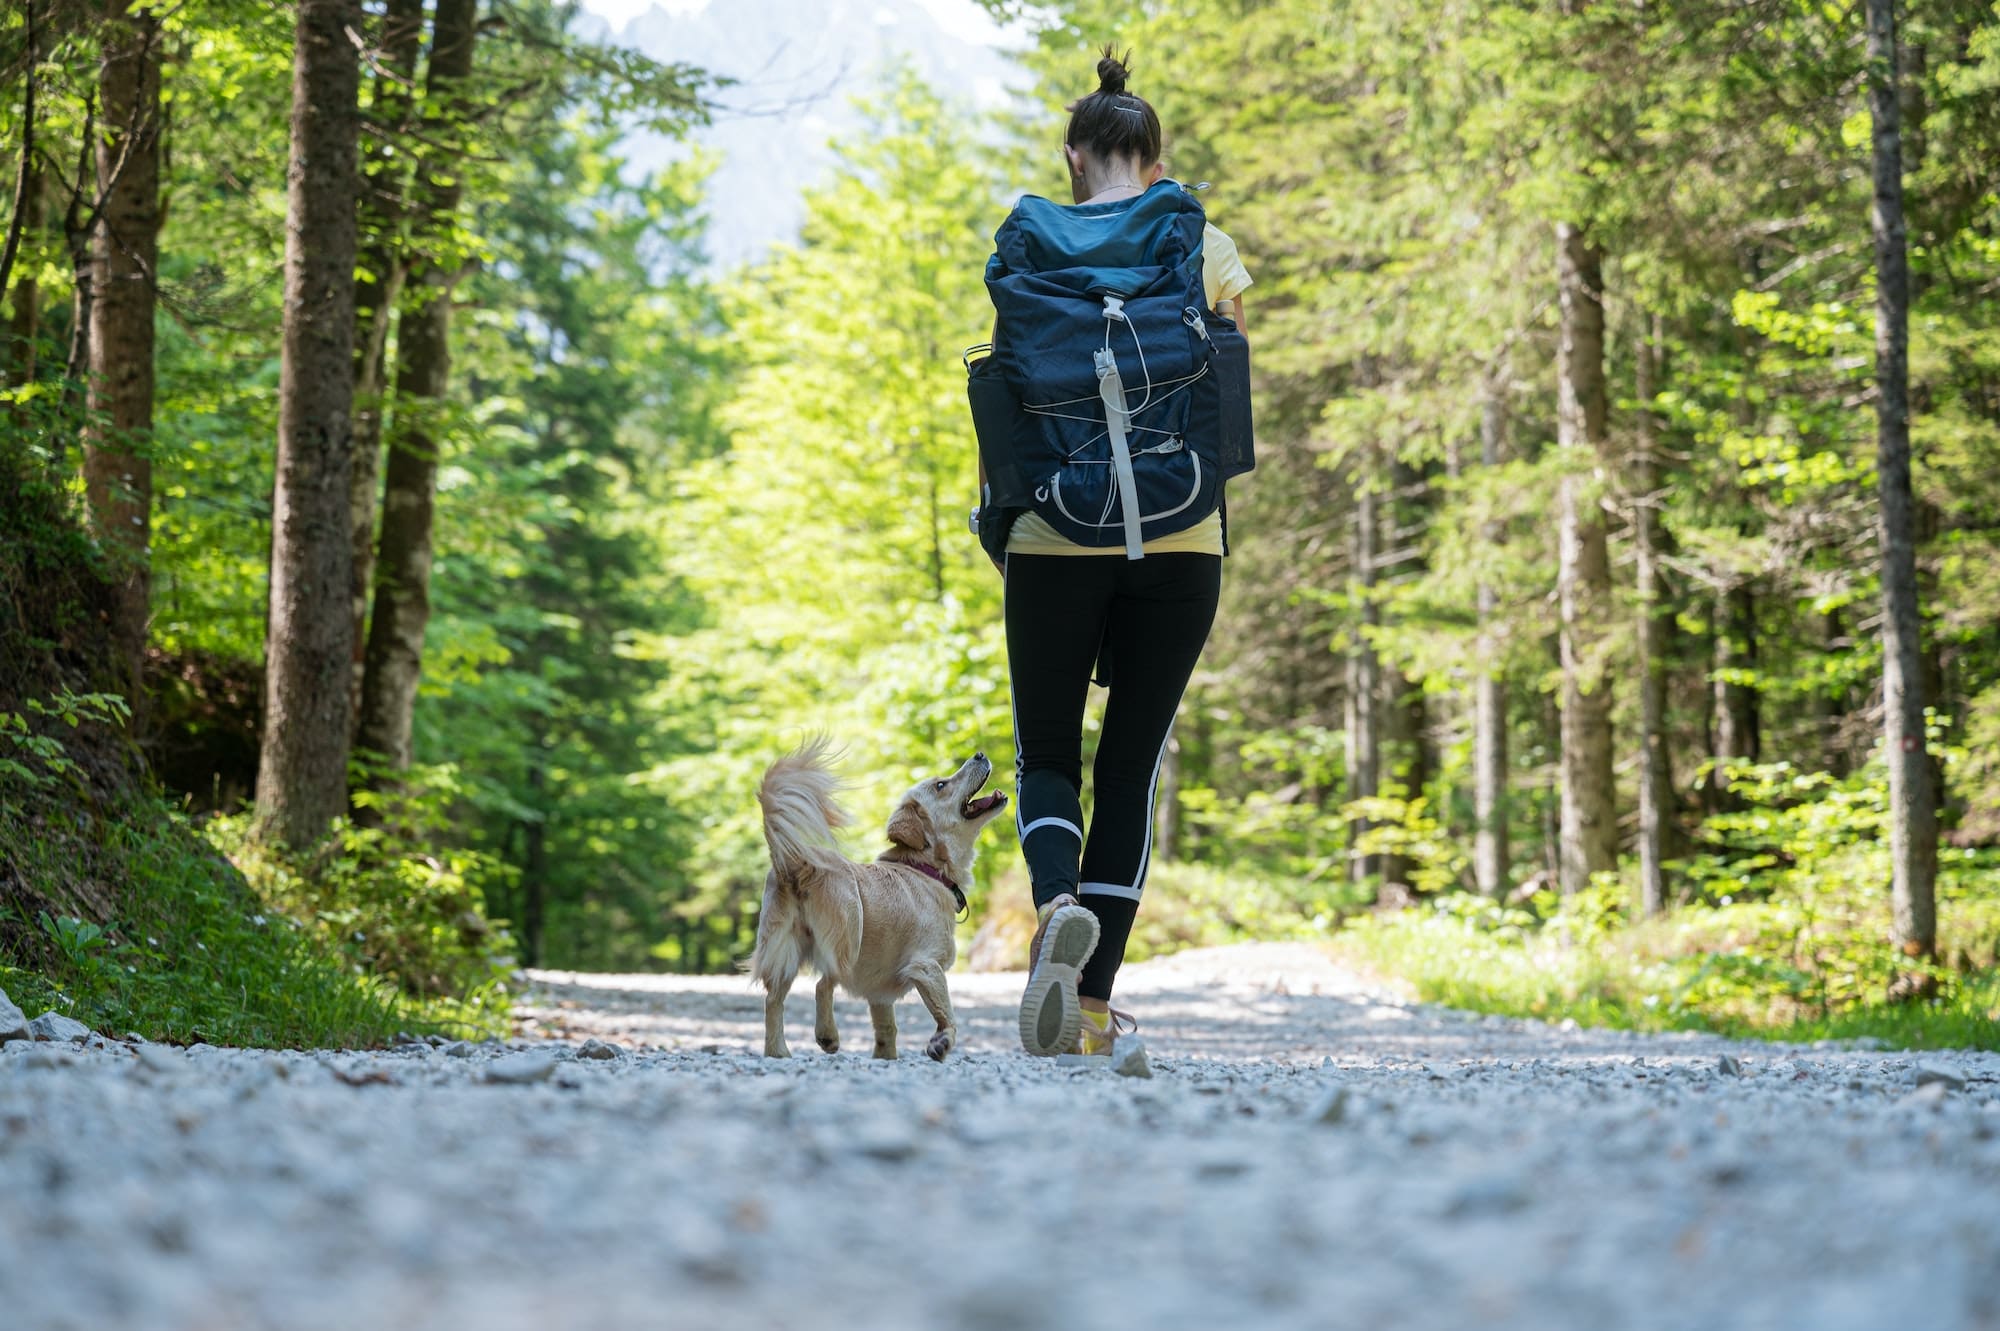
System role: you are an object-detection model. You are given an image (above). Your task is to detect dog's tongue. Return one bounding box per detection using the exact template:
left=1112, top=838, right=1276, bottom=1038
left=965, top=792, right=1007, bottom=816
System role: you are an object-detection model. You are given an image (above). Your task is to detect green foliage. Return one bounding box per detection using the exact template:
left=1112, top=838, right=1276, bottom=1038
left=642, top=72, right=1017, bottom=927
left=0, top=785, right=470, bottom=1048
left=207, top=774, right=515, bottom=1009
left=1339, top=764, right=2000, bottom=1049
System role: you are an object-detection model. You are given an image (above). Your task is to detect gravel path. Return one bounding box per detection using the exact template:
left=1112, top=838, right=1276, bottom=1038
left=4, top=942, right=1998, bottom=1331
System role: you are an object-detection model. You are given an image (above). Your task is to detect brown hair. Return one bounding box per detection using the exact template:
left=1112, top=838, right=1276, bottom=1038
left=1064, top=45, right=1162, bottom=167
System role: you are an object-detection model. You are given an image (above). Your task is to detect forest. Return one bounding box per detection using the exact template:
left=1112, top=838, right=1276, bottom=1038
left=2, top=0, right=1997, bottom=1048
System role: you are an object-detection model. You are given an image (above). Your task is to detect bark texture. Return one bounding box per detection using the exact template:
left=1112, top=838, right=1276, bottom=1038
left=1634, top=322, right=1674, bottom=916
left=1, top=0, right=42, bottom=381
left=81, top=0, right=161, bottom=710
left=357, top=0, right=480, bottom=773
left=254, top=0, right=363, bottom=849
left=348, top=0, right=428, bottom=722
left=1346, top=459, right=1381, bottom=891
left=1864, top=0, right=1938, bottom=962
left=1554, top=222, right=1616, bottom=894
left=1473, top=382, right=1510, bottom=899
left=1713, top=583, right=1761, bottom=769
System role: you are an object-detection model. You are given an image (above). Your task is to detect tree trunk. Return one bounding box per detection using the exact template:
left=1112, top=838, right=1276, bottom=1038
left=1473, top=381, right=1510, bottom=898
left=348, top=0, right=427, bottom=728
left=1633, top=321, right=1679, bottom=915
left=1554, top=222, right=1616, bottom=894
left=356, top=0, right=480, bottom=773
left=1154, top=733, right=1180, bottom=862
left=1346, top=460, right=1381, bottom=892
left=1381, top=456, right=1430, bottom=892
left=81, top=0, right=161, bottom=713
left=1713, top=582, right=1760, bottom=767
left=1864, top=0, right=1938, bottom=968
left=253, top=0, right=363, bottom=850
left=522, top=764, right=547, bottom=967
left=5, top=147, right=42, bottom=389
left=2, top=0, right=43, bottom=388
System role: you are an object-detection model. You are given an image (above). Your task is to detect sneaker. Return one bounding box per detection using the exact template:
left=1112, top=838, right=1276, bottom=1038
left=1018, top=895, right=1099, bottom=1057
left=1077, top=1006, right=1137, bottom=1058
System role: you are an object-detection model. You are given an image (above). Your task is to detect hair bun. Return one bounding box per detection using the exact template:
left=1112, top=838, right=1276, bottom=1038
left=1096, top=45, right=1130, bottom=95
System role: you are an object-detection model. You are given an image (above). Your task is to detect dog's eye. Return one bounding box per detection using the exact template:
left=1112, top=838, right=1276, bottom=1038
left=933, top=780, right=947, bottom=792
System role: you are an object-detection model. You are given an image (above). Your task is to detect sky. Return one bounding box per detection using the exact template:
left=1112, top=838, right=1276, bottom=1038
left=577, top=0, right=1012, bottom=46
left=571, top=0, right=1032, bottom=268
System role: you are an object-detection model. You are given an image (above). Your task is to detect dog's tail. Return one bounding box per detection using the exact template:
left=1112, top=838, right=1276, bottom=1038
left=757, top=737, right=851, bottom=883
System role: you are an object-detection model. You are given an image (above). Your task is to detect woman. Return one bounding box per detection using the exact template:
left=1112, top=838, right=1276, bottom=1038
left=997, top=49, right=1252, bottom=1059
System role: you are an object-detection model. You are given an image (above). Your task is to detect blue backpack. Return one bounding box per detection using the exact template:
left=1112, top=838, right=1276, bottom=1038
left=967, top=180, right=1253, bottom=561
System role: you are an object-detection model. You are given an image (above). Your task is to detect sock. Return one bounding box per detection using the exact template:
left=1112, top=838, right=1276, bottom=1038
left=1081, top=1008, right=1110, bottom=1030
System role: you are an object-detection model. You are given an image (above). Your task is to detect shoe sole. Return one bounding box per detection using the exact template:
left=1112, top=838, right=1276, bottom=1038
left=1018, top=905, right=1100, bottom=1057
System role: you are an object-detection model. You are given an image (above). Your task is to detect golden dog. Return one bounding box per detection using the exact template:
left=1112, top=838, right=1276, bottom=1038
left=749, top=740, right=1008, bottom=1061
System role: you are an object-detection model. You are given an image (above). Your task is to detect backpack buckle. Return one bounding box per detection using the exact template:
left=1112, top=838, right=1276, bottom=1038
left=1102, top=296, right=1128, bottom=323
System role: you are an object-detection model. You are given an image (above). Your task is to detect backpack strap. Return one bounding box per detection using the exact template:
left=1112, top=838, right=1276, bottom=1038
left=1094, top=338, right=1145, bottom=560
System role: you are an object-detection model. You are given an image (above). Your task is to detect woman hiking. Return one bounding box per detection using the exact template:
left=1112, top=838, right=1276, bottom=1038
left=974, top=47, right=1253, bottom=1060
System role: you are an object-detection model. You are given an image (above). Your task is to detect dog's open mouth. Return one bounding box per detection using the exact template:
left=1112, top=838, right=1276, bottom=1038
left=962, top=792, right=1007, bottom=818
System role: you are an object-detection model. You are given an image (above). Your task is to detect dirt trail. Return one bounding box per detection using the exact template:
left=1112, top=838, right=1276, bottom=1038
left=3, top=942, right=1998, bottom=1331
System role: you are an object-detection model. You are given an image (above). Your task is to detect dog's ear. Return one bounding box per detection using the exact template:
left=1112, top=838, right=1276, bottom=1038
left=887, top=799, right=933, bottom=850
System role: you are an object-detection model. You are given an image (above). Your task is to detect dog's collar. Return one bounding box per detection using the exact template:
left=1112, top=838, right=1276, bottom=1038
left=905, top=861, right=967, bottom=916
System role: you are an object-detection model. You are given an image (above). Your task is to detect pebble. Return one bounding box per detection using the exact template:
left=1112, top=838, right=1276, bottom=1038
left=1716, top=1054, right=1743, bottom=1077
left=483, top=1052, right=557, bottom=1085
left=134, top=1044, right=183, bottom=1075
left=1307, top=1086, right=1352, bottom=1125
left=1111, top=1036, right=1152, bottom=1079
left=1914, top=1063, right=1967, bottom=1092
left=0, top=987, right=27, bottom=1043
left=27, top=1011, right=91, bottom=1043
left=577, top=1039, right=625, bottom=1060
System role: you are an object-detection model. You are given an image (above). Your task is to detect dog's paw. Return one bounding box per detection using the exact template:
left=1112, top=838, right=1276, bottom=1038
left=765, top=1044, right=792, bottom=1059
left=872, top=1042, right=897, bottom=1060
left=925, top=1031, right=953, bottom=1062
left=816, top=1035, right=839, bottom=1054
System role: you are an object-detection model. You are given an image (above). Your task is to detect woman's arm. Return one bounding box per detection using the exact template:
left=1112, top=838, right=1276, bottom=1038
left=1222, top=295, right=1247, bottom=341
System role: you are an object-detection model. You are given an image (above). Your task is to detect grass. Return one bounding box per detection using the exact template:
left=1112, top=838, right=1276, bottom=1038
left=1335, top=894, right=2000, bottom=1052
left=1, top=789, right=508, bottom=1048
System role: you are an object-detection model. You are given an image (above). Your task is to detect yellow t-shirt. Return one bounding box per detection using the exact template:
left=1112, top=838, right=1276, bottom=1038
left=1007, top=223, right=1252, bottom=558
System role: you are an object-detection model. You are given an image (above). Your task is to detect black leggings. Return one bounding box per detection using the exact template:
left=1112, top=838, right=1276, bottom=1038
left=1005, top=552, right=1222, bottom=1002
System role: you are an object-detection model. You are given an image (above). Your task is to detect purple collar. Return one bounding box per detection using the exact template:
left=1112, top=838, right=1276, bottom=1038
left=904, top=861, right=967, bottom=916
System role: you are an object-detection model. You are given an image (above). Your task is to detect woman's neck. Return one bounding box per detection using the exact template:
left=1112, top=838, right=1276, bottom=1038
left=1072, top=160, right=1151, bottom=205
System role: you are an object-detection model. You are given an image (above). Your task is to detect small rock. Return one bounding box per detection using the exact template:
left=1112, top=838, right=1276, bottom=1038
left=1307, top=1086, right=1352, bottom=1125
left=577, top=1039, right=625, bottom=1060
left=1716, top=1054, right=1743, bottom=1078
left=484, top=1052, right=557, bottom=1085
left=1914, top=1064, right=1966, bottom=1092
left=27, top=1012, right=91, bottom=1043
left=135, top=1044, right=182, bottom=1075
left=1901, top=1081, right=1950, bottom=1110
left=20, top=1046, right=72, bottom=1070
left=0, top=988, right=28, bottom=1044
left=856, top=1121, right=920, bottom=1162
left=445, top=1042, right=474, bottom=1058
left=1111, top=1037, right=1151, bottom=1079
left=1558, top=1018, right=1581, bottom=1033
left=123, top=1032, right=147, bottom=1044
left=1446, top=1173, right=1530, bottom=1217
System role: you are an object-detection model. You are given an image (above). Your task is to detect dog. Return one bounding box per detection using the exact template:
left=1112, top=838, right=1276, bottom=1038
left=748, top=740, right=1008, bottom=1061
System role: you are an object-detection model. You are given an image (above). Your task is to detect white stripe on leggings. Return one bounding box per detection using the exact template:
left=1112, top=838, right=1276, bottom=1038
left=1079, top=881, right=1143, bottom=902
left=1019, top=816, right=1083, bottom=842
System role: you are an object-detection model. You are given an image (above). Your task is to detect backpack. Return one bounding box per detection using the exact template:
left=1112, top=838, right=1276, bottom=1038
left=967, top=180, right=1253, bottom=562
